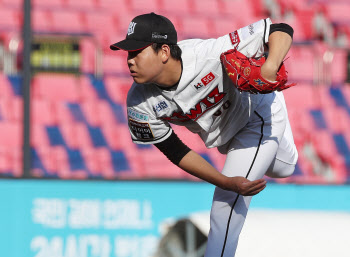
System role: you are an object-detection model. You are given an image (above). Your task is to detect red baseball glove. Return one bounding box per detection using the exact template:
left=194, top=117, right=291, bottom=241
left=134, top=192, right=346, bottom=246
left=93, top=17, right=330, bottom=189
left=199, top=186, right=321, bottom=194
left=220, top=49, right=296, bottom=94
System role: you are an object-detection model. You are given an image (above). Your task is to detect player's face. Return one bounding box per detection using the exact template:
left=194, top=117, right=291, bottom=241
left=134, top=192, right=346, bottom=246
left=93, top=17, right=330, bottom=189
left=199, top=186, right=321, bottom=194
left=127, top=46, right=163, bottom=84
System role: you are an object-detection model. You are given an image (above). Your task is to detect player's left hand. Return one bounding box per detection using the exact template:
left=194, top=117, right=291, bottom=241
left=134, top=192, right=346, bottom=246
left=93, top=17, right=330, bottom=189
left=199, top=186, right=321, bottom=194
left=225, top=176, right=267, bottom=196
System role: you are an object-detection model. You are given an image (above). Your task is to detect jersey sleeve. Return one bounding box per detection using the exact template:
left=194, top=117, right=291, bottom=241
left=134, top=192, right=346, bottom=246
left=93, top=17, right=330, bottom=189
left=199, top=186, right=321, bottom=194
left=187, top=18, right=272, bottom=63
left=126, top=85, right=173, bottom=145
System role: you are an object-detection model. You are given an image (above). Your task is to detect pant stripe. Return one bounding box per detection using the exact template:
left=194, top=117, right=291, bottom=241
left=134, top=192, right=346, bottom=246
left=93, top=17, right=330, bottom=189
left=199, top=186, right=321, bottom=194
left=220, top=111, right=264, bottom=257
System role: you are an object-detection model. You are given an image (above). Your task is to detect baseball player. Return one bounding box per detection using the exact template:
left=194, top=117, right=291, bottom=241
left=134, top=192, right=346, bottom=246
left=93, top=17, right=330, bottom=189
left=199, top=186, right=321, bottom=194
left=110, top=12, right=298, bottom=257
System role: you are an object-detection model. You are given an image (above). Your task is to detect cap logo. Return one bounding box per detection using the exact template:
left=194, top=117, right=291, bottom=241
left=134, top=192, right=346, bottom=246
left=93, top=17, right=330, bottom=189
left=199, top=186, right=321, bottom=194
left=127, top=22, right=137, bottom=36
left=152, top=32, right=168, bottom=40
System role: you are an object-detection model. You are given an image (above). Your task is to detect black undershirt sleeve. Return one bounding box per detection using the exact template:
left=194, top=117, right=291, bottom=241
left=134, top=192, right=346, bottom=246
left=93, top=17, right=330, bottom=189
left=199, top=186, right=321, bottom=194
left=270, top=23, right=294, bottom=39
left=154, top=131, right=191, bottom=165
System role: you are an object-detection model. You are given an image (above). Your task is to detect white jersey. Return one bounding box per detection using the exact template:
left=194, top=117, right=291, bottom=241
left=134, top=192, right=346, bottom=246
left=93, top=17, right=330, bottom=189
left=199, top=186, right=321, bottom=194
left=127, top=18, right=272, bottom=148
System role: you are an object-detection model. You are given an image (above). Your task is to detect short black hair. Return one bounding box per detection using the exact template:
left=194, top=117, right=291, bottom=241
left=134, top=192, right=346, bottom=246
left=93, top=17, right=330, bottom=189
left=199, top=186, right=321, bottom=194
left=151, top=43, right=182, bottom=61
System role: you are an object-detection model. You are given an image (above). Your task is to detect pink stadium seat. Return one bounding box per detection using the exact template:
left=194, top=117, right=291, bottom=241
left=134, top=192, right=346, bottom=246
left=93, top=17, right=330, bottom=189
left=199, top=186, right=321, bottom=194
left=129, top=0, right=161, bottom=13
left=32, top=0, right=65, bottom=8
left=101, top=122, right=131, bottom=150
left=159, top=0, right=192, bottom=15
left=220, top=0, right=256, bottom=26
left=53, top=101, right=74, bottom=124
left=103, top=53, right=129, bottom=75
left=342, top=86, right=350, bottom=106
left=80, top=100, right=102, bottom=126
left=79, top=75, right=98, bottom=101
left=8, top=148, right=22, bottom=177
left=66, top=0, right=98, bottom=10
left=324, top=2, right=350, bottom=24
left=0, top=96, right=23, bottom=122
left=32, top=9, right=52, bottom=32
left=0, top=147, right=11, bottom=173
left=211, top=17, right=241, bottom=38
left=0, top=73, right=14, bottom=99
left=330, top=49, right=347, bottom=84
left=287, top=46, right=315, bottom=82
left=31, top=124, right=51, bottom=148
left=104, top=75, right=132, bottom=105
left=81, top=147, right=102, bottom=176
left=31, top=98, right=57, bottom=125
left=315, top=86, right=337, bottom=109
left=98, top=99, right=120, bottom=124
left=84, top=12, right=117, bottom=34
left=322, top=106, right=349, bottom=134
left=60, top=122, right=93, bottom=149
left=192, top=0, right=221, bottom=17
left=94, top=147, right=114, bottom=178
left=50, top=10, right=87, bottom=33
left=1, top=0, right=22, bottom=8
left=80, top=38, right=96, bottom=74
left=0, top=8, right=20, bottom=29
left=0, top=121, right=22, bottom=148
left=32, top=74, right=81, bottom=102
left=283, top=83, right=318, bottom=111
left=180, top=16, right=211, bottom=39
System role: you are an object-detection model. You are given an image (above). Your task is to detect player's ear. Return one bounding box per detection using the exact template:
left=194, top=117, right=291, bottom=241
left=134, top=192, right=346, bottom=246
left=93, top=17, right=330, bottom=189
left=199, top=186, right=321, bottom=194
left=160, top=44, right=171, bottom=63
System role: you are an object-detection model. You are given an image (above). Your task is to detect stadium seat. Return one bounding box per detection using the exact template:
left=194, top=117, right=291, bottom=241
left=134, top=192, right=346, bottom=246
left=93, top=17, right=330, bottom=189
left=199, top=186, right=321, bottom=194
left=329, top=49, right=347, bottom=84
left=79, top=74, right=99, bottom=101
left=32, top=0, right=65, bottom=8
left=129, top=0, right=161, bottom=13
left=180, top=16, right=211, bottom=39
left=102, top=53, right=129, bottom=75
left=100, top=122, right=131, bottom=150
left=66, top=0, right=98, bottom=10
left=211, top=16, right=241, bottom=38
left=283, top=83, right=318, bottom=111
left=84, top=12, right=117, bottom=34
left=220, top=0, right=256, bottom=26
left=324, top=2, right=350, bottom=24
left=0, top=74, right=14, bottom=99
left=32, top=9, right=52, bottom=32
left=287, top=46, right=315, bottom=82
left=0, top=8, right=20, bottom=29
left=158, top=0, right=192, bottom=16
left=191, top=0, right=221, bottom=17
left=104, top=76, right=132, bottom=105
left=53, top=101, right=75, bottom=125
left=32, top=74, right=82, bottom=102
left=31, top=124, right=51, bottom=149
left=322, top=106, right=349, bottom=134
left=0, top=121, right=22, bottom=148
left=0, top=147, right=12, bottom=174
left=31, top=98, right=57, bottom=125
left=81, top=100, right=102, bottom=126
left=50, top=10, right=87, bottom=33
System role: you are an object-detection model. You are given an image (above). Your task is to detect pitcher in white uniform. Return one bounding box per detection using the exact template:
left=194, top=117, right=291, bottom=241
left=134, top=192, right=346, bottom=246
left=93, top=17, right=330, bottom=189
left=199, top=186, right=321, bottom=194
left=110, top=12, right=298, bottom=257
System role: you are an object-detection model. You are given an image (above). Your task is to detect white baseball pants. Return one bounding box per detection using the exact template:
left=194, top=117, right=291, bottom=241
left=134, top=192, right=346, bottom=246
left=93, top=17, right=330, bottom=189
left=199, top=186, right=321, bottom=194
left=204, top=92, right=298, bottom=257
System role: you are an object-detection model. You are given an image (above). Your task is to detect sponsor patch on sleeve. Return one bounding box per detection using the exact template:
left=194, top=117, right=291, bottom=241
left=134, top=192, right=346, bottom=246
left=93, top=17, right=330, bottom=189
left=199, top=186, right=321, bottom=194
left=229, top=30, right=240, bottom=46
left=127, top=108, right=149, bottom=121
left=128, top=119, right=154, bottom=140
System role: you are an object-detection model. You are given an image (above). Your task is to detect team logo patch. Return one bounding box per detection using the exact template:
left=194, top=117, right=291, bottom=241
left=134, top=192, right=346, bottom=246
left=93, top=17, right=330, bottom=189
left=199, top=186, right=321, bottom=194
left=243, top=67, right=251, bottom=77
left=127, top=108, right=149, bottom=121
left=128, top=119, right=154, bottom=140
left=254, top=79, right=267, bottom=87
left=153, top=101, right=169, bottom=113
left=229, top=30, right=240, bottom=46
left=127, top=22, right=137, bottom=35
left=193, top=72, right=216, bottom=91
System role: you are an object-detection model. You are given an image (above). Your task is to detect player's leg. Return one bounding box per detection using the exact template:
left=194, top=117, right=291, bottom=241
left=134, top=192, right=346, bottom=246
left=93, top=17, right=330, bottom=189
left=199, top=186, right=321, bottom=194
left=266, top=92, right=298, bottom=178
left=204, top=107, right=286, bottom=257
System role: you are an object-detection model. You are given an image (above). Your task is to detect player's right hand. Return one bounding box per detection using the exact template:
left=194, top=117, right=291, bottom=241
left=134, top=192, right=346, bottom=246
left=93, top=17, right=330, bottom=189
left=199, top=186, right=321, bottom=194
left=225, top=176, right=267, bottom=196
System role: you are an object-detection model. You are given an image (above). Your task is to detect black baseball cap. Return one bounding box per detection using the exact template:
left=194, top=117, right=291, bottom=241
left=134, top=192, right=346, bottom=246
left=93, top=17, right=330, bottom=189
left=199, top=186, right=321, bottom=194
left=110, top=12, right=177, bottom=52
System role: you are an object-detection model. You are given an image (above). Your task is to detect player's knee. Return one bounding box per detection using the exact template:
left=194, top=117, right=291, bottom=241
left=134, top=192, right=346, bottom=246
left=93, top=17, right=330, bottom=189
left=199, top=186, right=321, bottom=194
left=265, top=160, right=295, bottom=178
